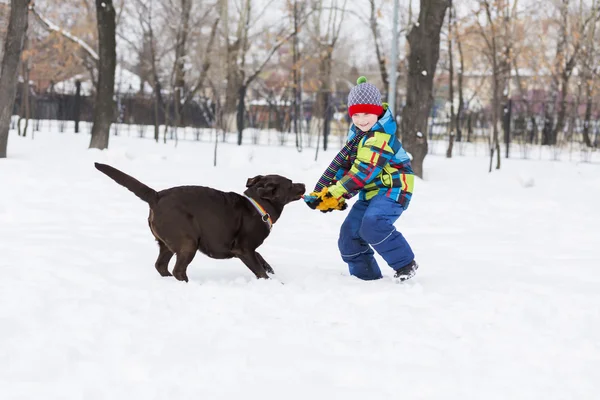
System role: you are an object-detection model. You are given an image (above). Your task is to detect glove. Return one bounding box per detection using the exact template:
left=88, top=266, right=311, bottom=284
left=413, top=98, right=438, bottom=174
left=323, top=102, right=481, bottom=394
left=303, top=187, right=347, bottom=212
left=303, top=194, right=319, bottom=209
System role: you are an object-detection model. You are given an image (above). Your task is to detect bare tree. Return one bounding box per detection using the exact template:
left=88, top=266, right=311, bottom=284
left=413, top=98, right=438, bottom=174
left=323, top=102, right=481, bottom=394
left=307, top=0, right=347, bottom=151
left=446, top=0, right=456, bottom=158
left=131, top=0, right=166, bottom=142
left=236, top=26, right=299, bottom=145
left=400, top=0, right=448, bottom=178
left=119, top=0, right=217, bottom=142
left=369, top=0, right=389, bottom=94
left=0, top=0, right=30, bottom=159
left=220, top=0, right=312, bottom=145
left=88, top=0, right=116, bottom=150
left=30, top=2, right=116, bottom=149
left=18, top=34, right=31, bottom=137
left=291, top=0, right=306, bottom=152
left=182, top=16, right=220, bottom=109
left=473, top=0, right=520, bottom=171
left=455, top=3, right=465, bottom=144
left=172, top=0, right=192, bottom=130
left=546, top=0, right=600, bottom=145
left=221, top=0, right=248, bottom=132
left=580, top=0, right=599, bottom=148
left=342, top=0, right=401, bottom=101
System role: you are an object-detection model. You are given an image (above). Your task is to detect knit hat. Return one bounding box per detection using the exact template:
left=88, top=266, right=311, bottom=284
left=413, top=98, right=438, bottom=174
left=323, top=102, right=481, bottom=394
left=347, top=76, right=383, bottom=117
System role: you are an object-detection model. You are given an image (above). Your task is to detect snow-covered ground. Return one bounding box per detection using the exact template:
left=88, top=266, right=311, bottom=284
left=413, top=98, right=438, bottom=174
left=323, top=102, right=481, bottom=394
left=1, top=129, right=599, bottom=399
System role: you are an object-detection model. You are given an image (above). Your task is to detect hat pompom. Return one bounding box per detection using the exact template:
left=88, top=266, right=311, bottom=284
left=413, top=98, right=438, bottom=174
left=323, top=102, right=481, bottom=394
left=356, top=76, right=367, bottom=84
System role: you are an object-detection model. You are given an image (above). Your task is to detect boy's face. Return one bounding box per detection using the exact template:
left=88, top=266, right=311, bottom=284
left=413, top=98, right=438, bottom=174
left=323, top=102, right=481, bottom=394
left=351, top=113, right=378, bottom=132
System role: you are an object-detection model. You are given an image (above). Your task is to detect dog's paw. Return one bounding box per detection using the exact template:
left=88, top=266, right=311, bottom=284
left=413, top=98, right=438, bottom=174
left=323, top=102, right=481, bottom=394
left=173, top=272, right=189, bottom=282
left=264, top=265, right=275, bottom=274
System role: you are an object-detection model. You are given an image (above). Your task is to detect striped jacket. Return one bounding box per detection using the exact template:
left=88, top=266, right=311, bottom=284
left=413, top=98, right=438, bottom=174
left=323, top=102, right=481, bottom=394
left=313, top=106, right=414, bottom=209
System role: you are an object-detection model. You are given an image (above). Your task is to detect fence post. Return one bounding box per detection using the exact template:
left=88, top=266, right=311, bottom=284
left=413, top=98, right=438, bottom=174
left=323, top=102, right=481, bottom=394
left=74, top=80, right=81, bottom=133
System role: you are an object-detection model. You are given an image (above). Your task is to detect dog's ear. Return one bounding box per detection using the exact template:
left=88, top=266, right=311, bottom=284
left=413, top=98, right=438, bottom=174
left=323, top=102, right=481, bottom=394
left=257, top=183, right=276, bottom=198
left=246, top=175, right=264, bottom=187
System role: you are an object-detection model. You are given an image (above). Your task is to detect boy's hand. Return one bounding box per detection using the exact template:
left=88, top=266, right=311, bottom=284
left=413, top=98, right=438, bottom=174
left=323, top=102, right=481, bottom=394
left=303, top=187, right=347, bottom=212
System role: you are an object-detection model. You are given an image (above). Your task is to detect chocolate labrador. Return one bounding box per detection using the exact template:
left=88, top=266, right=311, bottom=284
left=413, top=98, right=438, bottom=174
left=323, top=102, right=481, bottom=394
left=94, top=163, right=305, bottom=282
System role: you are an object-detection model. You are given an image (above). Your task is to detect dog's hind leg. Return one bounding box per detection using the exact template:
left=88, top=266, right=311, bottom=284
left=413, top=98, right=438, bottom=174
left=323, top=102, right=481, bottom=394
left=236, top=251, right=270, bottom=280
left=155, top=240, right=174, bottom=277
left=172, top=240, right=197, bottom=282
left=255, top=252, right=274, bottom=275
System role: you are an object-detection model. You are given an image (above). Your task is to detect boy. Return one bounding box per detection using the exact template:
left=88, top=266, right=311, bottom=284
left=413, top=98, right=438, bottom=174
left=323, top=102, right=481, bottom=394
left=304, top=76, right=418, bottom=281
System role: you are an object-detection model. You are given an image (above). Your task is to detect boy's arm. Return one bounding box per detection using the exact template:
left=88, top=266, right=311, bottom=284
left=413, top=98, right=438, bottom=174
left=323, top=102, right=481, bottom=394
left=313, top=147, right=349, bottom=192
left=328, top=131, right=396, bottom=198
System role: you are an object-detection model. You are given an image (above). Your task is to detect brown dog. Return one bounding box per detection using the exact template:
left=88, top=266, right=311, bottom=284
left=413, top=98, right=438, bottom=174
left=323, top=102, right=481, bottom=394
left=94, top=163, right=305, bottom=282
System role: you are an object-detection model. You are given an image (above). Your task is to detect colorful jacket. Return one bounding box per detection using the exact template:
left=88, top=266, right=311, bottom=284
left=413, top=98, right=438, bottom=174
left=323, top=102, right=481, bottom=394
left=313, top=106, right=414, bottom=209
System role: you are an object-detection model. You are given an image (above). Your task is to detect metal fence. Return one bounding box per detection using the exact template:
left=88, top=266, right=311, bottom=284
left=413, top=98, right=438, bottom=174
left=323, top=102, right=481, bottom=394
left=11, top=82, right=600, bottom=162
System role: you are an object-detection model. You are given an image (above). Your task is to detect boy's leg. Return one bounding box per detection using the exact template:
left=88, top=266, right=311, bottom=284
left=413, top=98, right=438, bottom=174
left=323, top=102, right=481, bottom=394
left=338, top=200, right=382, bottom=280
left=359, top=195, right=415, bottom=272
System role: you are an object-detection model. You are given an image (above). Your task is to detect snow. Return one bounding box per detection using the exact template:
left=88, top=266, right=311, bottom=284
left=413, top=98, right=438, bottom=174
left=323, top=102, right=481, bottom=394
left=1, top=126, right=600, bottom=399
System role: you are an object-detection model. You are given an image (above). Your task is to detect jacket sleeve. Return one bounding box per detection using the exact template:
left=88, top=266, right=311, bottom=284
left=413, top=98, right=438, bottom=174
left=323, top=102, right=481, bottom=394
left=313, top=147, right=348, bottom=193
left=328, top=131, right=396, bottom=198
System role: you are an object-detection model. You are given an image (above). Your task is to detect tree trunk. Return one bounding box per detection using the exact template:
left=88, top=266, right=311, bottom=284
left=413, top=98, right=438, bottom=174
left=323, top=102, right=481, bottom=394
left=18, top=61, right=30, bottom=137
left=542, top=103, right=554, bottom=145
left=490, top=69, right=500, bottom=172
left=237, top=84, right=247, bottom=145
left=548, top=0, right=569, bottom=146
left=74, top=80, right=82, bottom=133
left=400, top=0, right=448, bottom=178
left=223, top=0, right=247, bottom=130
left=151, top=55, right=165, bottom=142
left=466, top=113, right=473, bottom=142
left=551, top=72, right=570, bottom=145
left=0, top=0, right=29, bottom=159
left=455, top=3, right=464, bottom=143
left=322, top=91, right=331, bottom=151
left=182, top=16, right=219, bottom=109
left=173, top=0, right=191, bottom=129
left=369, top=0, right=389, bottom=93
left=292, top=0, right=302, bottom=151
left=318, top=47, right=333, bottom=151
left=153, top=85, right=161, bottom=142
left=446, top=2, right=455, bottom=158
left=582, top=80, right=593, bottom=147
left=89, top=0, right=117, bottom=150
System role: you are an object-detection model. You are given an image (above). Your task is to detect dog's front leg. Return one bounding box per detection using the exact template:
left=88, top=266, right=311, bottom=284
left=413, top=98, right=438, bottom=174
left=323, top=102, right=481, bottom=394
left=255, top=252, right=274, bottom=275
left=237, top=251, right=270, bottom=279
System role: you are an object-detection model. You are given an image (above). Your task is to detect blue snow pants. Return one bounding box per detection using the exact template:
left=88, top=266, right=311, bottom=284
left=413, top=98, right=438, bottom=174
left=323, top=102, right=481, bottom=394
left=338, top=195, right=414, bottom=280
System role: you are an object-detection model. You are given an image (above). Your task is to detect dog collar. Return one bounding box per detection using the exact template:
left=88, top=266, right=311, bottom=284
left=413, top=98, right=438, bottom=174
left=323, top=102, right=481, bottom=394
left=243, top=194, right=273, bottom=230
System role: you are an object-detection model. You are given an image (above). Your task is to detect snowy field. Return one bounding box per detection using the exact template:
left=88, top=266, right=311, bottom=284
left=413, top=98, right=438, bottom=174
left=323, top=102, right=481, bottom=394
left=1, top=129, right=600, bottom=399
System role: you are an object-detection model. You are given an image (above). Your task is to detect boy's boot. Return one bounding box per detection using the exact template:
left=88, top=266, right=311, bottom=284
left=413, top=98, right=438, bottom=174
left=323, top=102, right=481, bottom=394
left=393, top=260, right=419, bottom=282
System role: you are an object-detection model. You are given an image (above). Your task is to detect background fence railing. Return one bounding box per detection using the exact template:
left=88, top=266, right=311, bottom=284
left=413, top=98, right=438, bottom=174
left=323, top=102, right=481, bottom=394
left=11, top=84, right=600, bottom=163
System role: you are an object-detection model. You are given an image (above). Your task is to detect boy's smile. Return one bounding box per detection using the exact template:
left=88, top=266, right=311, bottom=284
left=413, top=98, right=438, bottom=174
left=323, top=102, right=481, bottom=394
left=351, top=112, right=378, bottom=132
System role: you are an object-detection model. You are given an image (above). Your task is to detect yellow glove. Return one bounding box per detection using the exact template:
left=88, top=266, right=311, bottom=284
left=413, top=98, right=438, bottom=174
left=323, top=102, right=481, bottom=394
left=304, top=187, right=347, bottom=212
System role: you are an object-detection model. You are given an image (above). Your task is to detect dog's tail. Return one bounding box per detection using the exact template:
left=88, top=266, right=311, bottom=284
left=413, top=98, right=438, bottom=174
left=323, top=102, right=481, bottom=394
left=94, top=162, right=158, bottom=206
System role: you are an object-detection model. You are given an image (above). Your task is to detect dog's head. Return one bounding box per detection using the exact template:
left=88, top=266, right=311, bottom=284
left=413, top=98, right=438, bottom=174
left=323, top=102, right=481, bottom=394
left=245, top=175, right=305, bottom=206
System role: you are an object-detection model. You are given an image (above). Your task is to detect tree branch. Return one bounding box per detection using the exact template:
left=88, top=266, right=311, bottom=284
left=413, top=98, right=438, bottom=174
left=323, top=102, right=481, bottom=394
left=30, top=4, right=99, bottom=61
left=183, top=16, right=220, bottom=106
left=244, top=8, right=315, bottom=86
